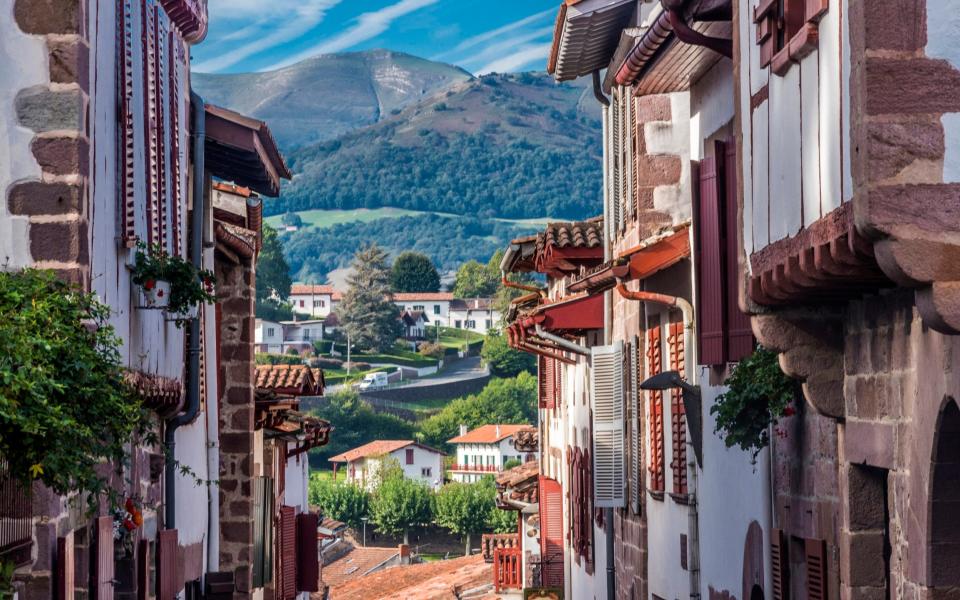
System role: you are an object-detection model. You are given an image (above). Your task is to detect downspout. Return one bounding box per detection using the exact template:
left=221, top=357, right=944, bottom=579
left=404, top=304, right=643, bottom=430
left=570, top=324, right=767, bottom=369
left=615, top=278, right=700, bottom=600
left=165, top=90, right=206, bottom=529
left=594, top=68, right=616, bottom=600
left=662, top=0, right=732, bottom=58
left=533, top=325, right=589, bottom=356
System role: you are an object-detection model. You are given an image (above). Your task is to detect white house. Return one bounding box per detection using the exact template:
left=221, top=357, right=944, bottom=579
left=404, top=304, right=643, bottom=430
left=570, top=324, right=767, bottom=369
left=447, top=425, right=534, bottom=483
left=393, top=292, right=454, bottom=327
left=449, top=298, right=500, bottom=335
left=289, top=283, right=341, bottom=318
left=255, top=319, right=284, bottom=354
left=399, top=310, right=429, bottom=339
left=255, top=318, right=334, bottom=355
left=329, top=440, right=445, bottom=491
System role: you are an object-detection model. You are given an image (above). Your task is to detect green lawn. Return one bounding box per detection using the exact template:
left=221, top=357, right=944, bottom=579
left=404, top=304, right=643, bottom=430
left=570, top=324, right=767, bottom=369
left=310, top=469, right=344, bottom=483
left=265, top=207, right=554, bottom=231
left=428, top=326, right=485, bottom=349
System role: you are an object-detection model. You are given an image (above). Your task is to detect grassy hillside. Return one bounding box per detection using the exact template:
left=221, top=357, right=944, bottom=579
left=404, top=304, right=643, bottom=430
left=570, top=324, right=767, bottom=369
left=193, top=50, right=472, bottom=149
left=272, top=71, right=602, bottom=220
left=265, top=207, right=554, bottom=230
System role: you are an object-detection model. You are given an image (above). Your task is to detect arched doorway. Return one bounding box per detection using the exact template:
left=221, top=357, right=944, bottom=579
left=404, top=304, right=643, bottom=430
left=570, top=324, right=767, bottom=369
left=742, top=521, right=764, bottom=600
left=930, top=397, right=960, bottom=585
left=750, top=584, right=764, bottom=600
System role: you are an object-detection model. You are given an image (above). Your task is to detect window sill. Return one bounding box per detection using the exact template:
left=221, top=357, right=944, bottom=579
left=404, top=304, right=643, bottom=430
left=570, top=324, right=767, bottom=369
left=771, top=23, right=819, bottom=76
left=669, top=492, right=692, bottom=505
left=648, top=490, right=665, bottom=502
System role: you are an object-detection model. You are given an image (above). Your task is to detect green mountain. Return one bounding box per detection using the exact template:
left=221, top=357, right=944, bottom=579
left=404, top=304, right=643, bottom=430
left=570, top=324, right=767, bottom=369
left=275, top=71, right=602, bottom=220
left=193, top=50, right=473, bottom=149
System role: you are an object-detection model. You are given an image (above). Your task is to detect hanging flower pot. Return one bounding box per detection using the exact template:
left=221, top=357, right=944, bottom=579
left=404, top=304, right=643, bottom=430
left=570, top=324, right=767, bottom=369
left=131, top=242, right=216, bottom=327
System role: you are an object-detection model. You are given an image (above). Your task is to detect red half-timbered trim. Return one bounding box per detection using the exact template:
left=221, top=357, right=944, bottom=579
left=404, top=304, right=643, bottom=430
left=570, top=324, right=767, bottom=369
left=748, top=202, right=890, bottom=307
left=668, top=319, right=688, bottom=495
left=647, top=323, right=665, bottom=494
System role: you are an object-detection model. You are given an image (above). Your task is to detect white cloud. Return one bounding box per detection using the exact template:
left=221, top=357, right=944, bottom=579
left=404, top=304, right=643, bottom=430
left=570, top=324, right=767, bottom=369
left=194, top=0, right=342, bottom=73
left=456, top=26, right=553, bottom=73
left=265, top=0, right=439, bottom=71
left=433, top=8, right=554, bottom=61
left=475, top=42, right=552, bottom=75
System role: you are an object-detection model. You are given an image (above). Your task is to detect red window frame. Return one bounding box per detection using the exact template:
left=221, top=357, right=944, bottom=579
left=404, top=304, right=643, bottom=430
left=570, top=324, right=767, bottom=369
left=647, top=322, right=665, bottom=493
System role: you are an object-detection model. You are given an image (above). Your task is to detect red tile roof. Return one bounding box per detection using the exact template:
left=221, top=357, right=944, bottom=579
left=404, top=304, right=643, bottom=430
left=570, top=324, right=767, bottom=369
left=255, top=364, right=320, bottom=395
left=291, top=284, right=339, bottom=296
left=327, top=554, right=489, bottom=600
left=538, top=219, right=604, bottom=252
left=447, top=424, right=531, bottom=445
left=212, top=181, right=252, bottom=197
left=392, top=292, right=454, bottom=301
left=321, top=545, right=399, bottom=590
left=328, top=440, right=444, bottom=463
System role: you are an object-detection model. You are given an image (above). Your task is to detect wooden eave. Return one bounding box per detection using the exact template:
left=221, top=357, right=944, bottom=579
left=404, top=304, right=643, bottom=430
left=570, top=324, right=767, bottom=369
left=205, top=104, right=291, bottom=198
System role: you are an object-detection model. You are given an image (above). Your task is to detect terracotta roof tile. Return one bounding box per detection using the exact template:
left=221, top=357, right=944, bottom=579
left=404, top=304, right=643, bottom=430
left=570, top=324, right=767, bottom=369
left=447, top=424, right=531, bottom=445
left=328, top=440, right=444, bottom=463
left=290, top=284, right=340, bottom=296
left=392, top=292, right=454, bottom=301
left=537, top=219, right=604, bottom=253
left=255, top=364, right=318, bottom=395
left=321, top=545, right=399, bottom=589
left=327, top=554, right=489, bottom=600
left=512, top=427, right=538, bottom=452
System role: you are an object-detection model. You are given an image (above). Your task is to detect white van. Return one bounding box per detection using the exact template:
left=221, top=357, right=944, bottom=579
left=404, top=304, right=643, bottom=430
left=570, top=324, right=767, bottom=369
left=357, top=371, right=389, bottom=391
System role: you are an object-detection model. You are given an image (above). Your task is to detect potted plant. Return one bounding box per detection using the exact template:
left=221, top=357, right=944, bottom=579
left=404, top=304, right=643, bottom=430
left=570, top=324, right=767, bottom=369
left=131, top=242, right=215, bottom=324
left=113, top=497, right=144, bottom=559
left=710, top=346, right=799, bottom=462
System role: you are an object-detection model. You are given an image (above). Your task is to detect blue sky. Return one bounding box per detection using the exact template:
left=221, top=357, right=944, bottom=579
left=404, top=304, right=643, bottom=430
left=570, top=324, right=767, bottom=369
left=192, top=0, right=558, bottom=75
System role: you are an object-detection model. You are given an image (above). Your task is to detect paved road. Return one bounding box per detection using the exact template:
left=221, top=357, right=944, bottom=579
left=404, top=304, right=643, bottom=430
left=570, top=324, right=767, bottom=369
left=397, top=355, right=487, bottom=389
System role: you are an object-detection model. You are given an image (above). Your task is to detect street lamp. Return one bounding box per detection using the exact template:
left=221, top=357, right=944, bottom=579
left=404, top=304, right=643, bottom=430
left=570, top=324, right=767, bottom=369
left=640, top=370, right=703, bottom=467
left=361, top=516, right=368, bottom=547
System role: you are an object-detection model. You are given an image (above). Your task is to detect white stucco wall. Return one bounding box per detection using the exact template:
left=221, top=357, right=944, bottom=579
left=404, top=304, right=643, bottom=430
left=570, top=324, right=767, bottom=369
left=0, top=0, right=46, bottom=268
left=346, top=446, right=443, bottom=491
left=290, top=293, right=334, bottom=317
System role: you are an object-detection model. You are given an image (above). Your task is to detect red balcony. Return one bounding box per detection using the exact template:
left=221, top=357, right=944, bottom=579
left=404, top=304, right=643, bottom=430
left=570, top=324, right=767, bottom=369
left=493, top=546, right=522, bottom=592
left=449, top=464, right=502, bottom=473
left=481, top=533, right=520, bottom=562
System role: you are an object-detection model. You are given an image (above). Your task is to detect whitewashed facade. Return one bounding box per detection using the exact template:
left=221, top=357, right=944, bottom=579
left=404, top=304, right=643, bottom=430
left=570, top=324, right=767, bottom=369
left=447, top=425, right=533, bottom=483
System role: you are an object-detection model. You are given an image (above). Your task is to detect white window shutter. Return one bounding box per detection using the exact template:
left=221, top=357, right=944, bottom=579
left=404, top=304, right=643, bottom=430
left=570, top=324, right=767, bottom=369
left=592, top=341, right=625, bottom=508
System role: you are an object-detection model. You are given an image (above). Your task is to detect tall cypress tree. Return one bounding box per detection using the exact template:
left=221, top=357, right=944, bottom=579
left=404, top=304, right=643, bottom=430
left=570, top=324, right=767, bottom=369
left=337, top=244, right=400, bottom=352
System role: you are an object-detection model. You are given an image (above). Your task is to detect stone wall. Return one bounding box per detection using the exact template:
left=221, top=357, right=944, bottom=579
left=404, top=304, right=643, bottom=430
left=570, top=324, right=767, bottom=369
left=216, top=253, right=257, bottom=596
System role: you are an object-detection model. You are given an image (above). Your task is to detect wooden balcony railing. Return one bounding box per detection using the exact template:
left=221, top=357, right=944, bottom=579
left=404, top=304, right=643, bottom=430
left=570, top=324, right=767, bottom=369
left=449, top=464, right=502, bottom=473
left=481, top=533, right=519, bottom=562
left=0, top=462, right=33, bottom=567
left=493, top=547, right=522, bottom=592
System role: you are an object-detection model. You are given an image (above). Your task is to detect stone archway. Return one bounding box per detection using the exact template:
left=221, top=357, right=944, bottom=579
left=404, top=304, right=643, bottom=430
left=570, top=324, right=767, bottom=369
left=930, top=397, right=960, bottom=586
left=742, top=521, right=764, bottom=600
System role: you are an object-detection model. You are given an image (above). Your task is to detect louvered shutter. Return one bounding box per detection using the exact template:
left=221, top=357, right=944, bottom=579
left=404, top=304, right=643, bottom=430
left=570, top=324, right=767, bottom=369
left=668, top=320, right=688, bottom=495
left=544, top=358, right=556, bottom=410
left=117, top=0, right=136, bottom=246
left=696, top=156, right=727, bottom=365
left=611, top=94, right=622, bottom=234
left=630, top=96, right=639, bottom=218
left=57, top=533, right=74, bottom=600
left=279, top=506, right=297, bottom=599
left=567, top=448, right=580, bottom=560
left=591, top=342, right=625, bottom=508
left=538, top=356, right=548, bottom=409
left=805, top=538, right=827, bottom=600
left=619, top=94, right=629, bottom=231
left=647, top=324, right=665, bottom=492
left=93, top=516, right=114, bottom=600
left=538, top=476, right=564, bottom=587
left=630, top=337, right=642, bottom=514
left=295, top=512, right=320, bottom=592
left=720, top=139, right=755, bottom=362
left=158, top=528, right=179, bottom=600
left=253, top=476, right=274, bottom=588
left=771, top=528, right=789, bottom=600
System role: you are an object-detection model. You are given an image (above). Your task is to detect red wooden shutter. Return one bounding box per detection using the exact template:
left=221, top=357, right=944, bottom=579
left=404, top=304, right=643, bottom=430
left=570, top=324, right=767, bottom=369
left=720, top=140, right=755, bottom=362
left=805, top=538, right=827, bottom=600
left=158, top=528, right=179, bottom=600
left=93, top=516, right=114, bottom=600
left=279, top=506, right=297, bottom=599
left=553, top=358, right=562, bottom=409
left=405, top=448, right=414, bottom=465
left=668, top=320, right=688, bottom=495
left=295, top=512, right=320, bottom=592
left=57, top=533, right=74, bottom=600
left=544, top=358, right=556, bottom=410
left=630, top=336, right=642, bottom=514
left=696, top=155, right=727, bottom=365
left=136, top=539, right=150, bottom=600
left=647, top=324, right=665, bottom=492
left=538, top=476, right=564, bottom=587
left=153, top=5, right=168, bottom=252
left=117, top=0, right=136, bottom=246
left=567, top=448, right=579, bottom=562
left=771, top=528, right=789, bottom=600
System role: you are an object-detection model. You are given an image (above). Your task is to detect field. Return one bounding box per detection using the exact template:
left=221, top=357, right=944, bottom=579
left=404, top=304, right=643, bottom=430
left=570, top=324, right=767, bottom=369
left=265, top=207, right=553, bottom=231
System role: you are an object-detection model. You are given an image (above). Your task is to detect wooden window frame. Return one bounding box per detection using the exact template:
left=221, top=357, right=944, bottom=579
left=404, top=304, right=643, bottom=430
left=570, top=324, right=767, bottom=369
left=668, top=319, right=688, bottom=495
left=647, top=322, right=665, bottom=495
left=754, top=0, right=828, bottom=76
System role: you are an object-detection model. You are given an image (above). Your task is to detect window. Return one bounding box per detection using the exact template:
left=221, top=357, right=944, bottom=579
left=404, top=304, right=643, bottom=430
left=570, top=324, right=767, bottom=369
left=433, top=304, right=440, bottom=315
left=421, top=467, right=432, bottom=477
left=771, top=530, right=828, bottom=600
left=413, top=305, right=425, bottom=311
left=455, top=320, right=462, bottom=328
left=299, top=300, right=305, bottom=307
left=315, top=300, right=325, bottom=308
left=695, top=140, right=754, bottom=366
left=754, top=0, right=827, bottom=75
left=405, top=449, right=414, bottom=465
left=303, top=330, right=310, bottom=340
left=465, top=320, right=476, bottom=329
left=267, top=328, right=275, bottom=337
left=485, top=320, right=492, bottom=329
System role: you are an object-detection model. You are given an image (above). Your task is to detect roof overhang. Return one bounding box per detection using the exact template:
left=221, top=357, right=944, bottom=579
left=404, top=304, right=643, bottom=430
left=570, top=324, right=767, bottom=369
left=614, top=0, right=732, bottom=93
left=549, top=0, right=638, bottom=81
left=501, top=235, right=539, bottom=274
left=569, top=223, right=691, bottom=293
left=505, top=293, right=603, bottom=346
left=205, top=104, right=291, bottom=197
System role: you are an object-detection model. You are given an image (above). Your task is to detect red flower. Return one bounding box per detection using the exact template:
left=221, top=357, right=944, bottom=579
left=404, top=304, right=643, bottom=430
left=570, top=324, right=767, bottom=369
left=132, top=511, right=143, bottom=527
left=125, top=498, right=136, bottom=513
left=122, top=518, right=136, bottom=531
left=157, top=289, right=164, bottom=297
left=783, top=406, right=796, bottom=417
left=145, top=279, right=156, bottom=290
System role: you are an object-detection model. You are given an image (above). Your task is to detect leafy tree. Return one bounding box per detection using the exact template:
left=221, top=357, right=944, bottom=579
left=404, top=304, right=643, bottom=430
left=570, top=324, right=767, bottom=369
left=481, top=332, right=535, bottom=377
left=369, top=461, right=433, bottom=544
left=0, top=269, right=148, bottom=503
left=419, top=373, right=537, bottom=450
left=255, top=298, right=296, bottom=322
left=309, top=475, right=369, bottom=530
left=337, top=244, right=401, bottom=352
left=488, top=504, right=518, bottom=534
left=281, top=212, right=303, bottom=228
left=255, top=226, right=292, bottom=303
left=306, top=390, right=415, bottom=465
left=390, top=251, right=440, bottom=293
left=434, top=479, right=498, bottom=554
left=452, top=259, right=499, bottom=298
left=502, top=458, right=522, bottom=470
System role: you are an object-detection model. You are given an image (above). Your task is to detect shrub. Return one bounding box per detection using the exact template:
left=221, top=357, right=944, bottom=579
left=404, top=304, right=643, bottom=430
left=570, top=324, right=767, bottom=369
left=481, top=332, right=535, bottom=377
left=418, top=342, right=444, bottom=359
left=309, top=475, right=369, bottom=530
left=255, top=353, right=302, bottom=366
